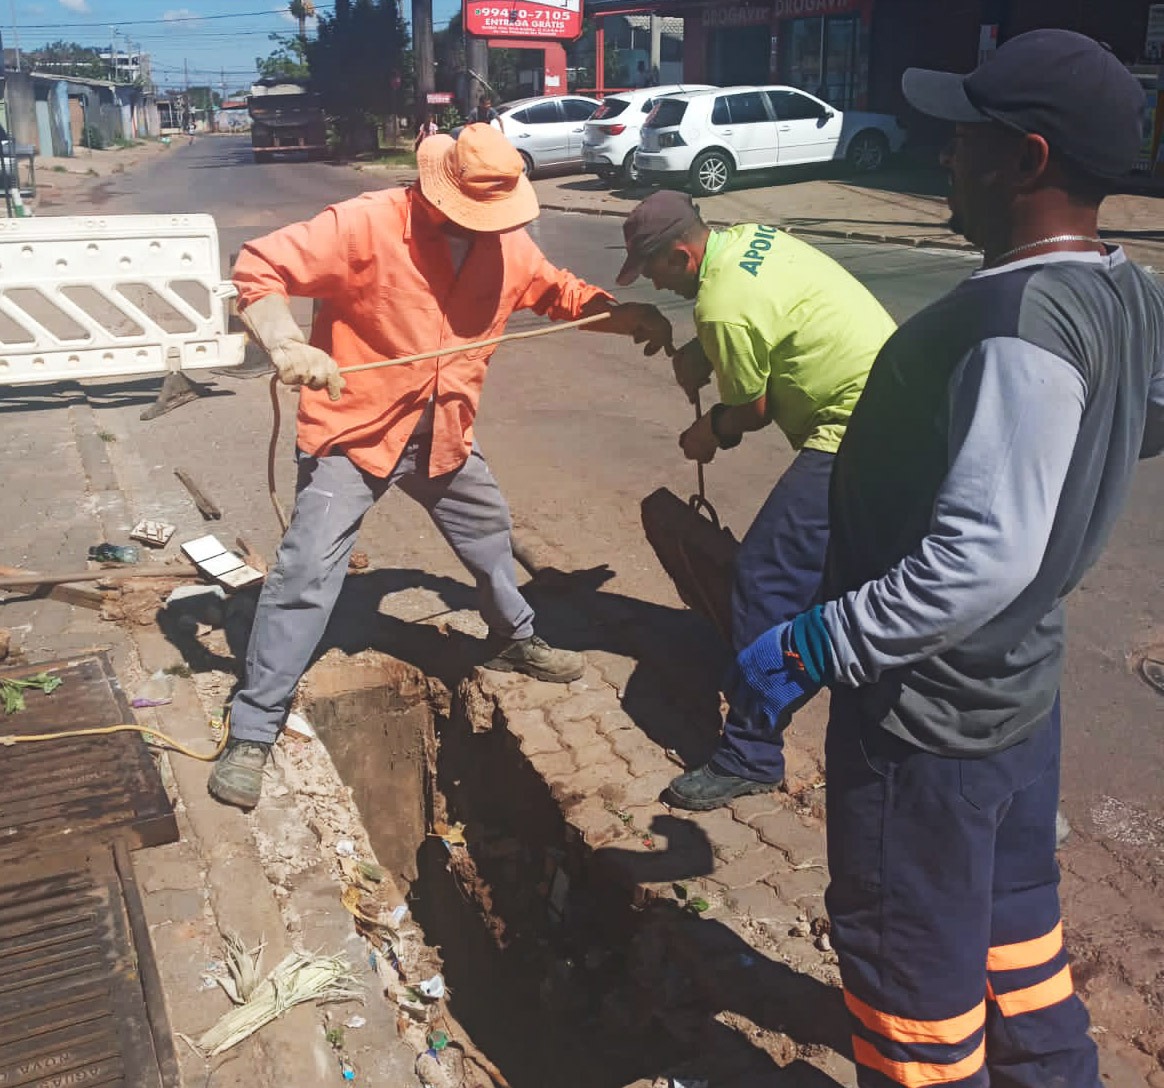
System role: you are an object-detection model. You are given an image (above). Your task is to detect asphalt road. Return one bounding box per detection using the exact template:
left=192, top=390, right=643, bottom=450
left=72, top=135, right=1164, bottom=848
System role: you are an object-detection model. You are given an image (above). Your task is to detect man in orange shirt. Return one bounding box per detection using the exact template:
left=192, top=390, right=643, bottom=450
left=209, top=125, right=671, bottom=809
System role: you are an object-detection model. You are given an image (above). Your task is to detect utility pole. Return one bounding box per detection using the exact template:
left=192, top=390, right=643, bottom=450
left=412, top=0, right=434, bottom=111
left=109, top=27, right=116, bottom=81
left=9, top=1, right=21, bottom=71
left=184, top=58, right=190, bottom=129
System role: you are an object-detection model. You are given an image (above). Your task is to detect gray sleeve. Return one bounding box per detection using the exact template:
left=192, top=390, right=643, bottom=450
left=1142, top=354, right=1164, bottom=458
left=821, top=337, right=1086, bottom=687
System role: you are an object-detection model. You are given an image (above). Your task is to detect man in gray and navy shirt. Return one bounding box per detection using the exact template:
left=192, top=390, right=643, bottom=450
left=729, top=30, right=1164, bottom=1088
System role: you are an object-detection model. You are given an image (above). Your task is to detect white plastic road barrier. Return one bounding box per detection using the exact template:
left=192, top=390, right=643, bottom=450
left=0, top=213, right=245, bottom=385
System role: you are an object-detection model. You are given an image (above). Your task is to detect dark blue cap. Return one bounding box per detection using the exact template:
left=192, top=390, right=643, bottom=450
left=902, top=28, right=1145, bottom=179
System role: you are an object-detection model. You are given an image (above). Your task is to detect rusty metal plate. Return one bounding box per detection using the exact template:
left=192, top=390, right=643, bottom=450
left=0, top=654, right=178, bottom=863
left=0, top=840, right=180, bottom=1087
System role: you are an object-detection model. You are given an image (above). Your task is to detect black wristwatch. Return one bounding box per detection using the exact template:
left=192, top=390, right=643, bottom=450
left=709, top=403, right=742, bottom=449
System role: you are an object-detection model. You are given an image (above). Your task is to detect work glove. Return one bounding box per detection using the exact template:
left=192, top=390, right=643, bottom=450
left=726, top=606, right=833, bottom=733
left=594, top=302, right=674, bottom=357
left=672, top=338, right=713, bottom=404
left=240, top=293, right=346, bottom=401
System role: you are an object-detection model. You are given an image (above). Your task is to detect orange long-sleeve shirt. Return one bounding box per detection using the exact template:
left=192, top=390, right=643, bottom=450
left=233, top=185, right=612, bottom=477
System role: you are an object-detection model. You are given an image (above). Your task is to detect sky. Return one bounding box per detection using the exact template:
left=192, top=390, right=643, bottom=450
left=2, top=0, right=464, bottom=92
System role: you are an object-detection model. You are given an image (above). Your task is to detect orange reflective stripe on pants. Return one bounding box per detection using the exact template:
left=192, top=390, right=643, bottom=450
left=845, top=990, right=985, bottom=1047
left=989, top=964, right=1075, bottom=1018
left=987, top=921, right=1063, bottom=972
left=852, top=1036, right=986, bottom=1087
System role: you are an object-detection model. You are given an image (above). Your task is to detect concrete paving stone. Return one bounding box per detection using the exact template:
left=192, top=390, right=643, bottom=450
left=765, top=865, right=829, bottom=907
left=144, top=887, right=209, bottom=925
left=136, top=841, right=207, bottom=893
left=608, top=728, right=673, bottom=775
left=751, top=809, right=827, bottom=867
left=618, top=768, right=677, bottom=808
left=553, top=756, right=632, bottom=801
left=586, top=650, right=637, bottom=695
left=594, top=706, right=638, bottom=736
left=498, top=676, right=570, bottom=711
left=567, top=737, right=618, bottom=768
left=506, top=708, right=563, bottom=756
left=565, top=796, right=631, bottom=848
left=721, top=883, right=803, bottom=932
left=527, top=747, right=579, bottom=784
left=566, top=664, right=606, bottom=693
left=706, top=846, right=781, bottom=890
left=552, top=713, right=605, bottom=753
left=548, top=688, right=620, bottom=726
left=685, top=808, right=764, bottom=861
left=728, top=791, right=786, bottom=825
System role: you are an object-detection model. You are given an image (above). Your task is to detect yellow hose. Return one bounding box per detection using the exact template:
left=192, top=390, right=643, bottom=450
left=0, top=715, right=230, bottom=762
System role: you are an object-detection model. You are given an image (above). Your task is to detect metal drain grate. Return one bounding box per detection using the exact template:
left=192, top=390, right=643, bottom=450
left=0, top=654, right=178, bottom=864
left=0, top=840, right=179, bottom=1087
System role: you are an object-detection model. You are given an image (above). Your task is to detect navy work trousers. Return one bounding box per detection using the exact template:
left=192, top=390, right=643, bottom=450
left=825, top=692, right=1098, bottom=1087
left=712, top=447, right=834, bottom=783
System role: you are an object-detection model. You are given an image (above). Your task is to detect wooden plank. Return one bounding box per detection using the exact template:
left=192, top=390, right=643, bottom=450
left=174, top=468, right=222, bottom=520
left=0, top=564, right=108, bottom=610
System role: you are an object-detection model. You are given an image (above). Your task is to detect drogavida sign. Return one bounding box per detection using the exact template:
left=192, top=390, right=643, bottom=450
left=773, top=0, right=865, bottom=15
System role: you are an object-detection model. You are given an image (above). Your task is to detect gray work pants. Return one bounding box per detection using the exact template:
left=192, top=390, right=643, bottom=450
left=229, top=434, right=535, bottom=744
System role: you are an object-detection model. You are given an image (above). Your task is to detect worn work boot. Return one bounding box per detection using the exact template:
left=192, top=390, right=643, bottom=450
left=207, top=740, right=272, bottom=810
left=666, top=763, right=780, bottom=812
left=483, top=635, right=585, bottom=684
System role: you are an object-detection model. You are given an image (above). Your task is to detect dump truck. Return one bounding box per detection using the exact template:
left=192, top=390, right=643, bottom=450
left=247, top=79, right=328, bottom=162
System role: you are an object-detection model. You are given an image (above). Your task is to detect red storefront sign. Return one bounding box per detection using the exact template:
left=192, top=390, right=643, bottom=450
left=463, top=0, right=582, bottom=41
left=702, top=4, right=772, bottom=28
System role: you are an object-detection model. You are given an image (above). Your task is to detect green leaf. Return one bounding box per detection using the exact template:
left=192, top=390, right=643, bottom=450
left=688, top=897, right=710, bottom=914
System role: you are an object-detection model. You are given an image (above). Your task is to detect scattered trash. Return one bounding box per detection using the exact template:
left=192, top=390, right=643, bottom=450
left=191, top=951, right=362, bottom=1056
left=425, top=1030, right=449, bottom=1053
left=88, top=543, right=140, bottom=565
left=339, top=1057, right=355, bottom=1080
left=1, top=671, right=62, bottom=715
left=348, top=550, right=370, bottom=571
left=343, top=1015, right=367, bottom=1030
left=285, top=710, right=317, bottom=741
left=129, top=519, right=177, bottom=548
left=216, top=931, right=265, bottom=1005
left=815, top=933, right=833, bottom=953
left=335, top=838, right=357, bottom=858
left=339, top=855, right=387, bottom=891
left=181, top=534, right=264, bottom=590
left=1140, top=657, right=1164, bottom=696
left=418, top=974, right=445, bottom=1000
left=431, top=821, right=467, bottom=849
left=132, top=669, right=176, bottom=708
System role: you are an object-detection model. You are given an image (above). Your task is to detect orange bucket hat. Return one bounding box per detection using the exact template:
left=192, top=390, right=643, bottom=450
left=417, top=123, right=540, bottom=232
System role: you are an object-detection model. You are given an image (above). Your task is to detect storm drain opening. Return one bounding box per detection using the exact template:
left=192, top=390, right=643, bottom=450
left=304, top=655, right=683, bottom=1088
left=301, top=651, right=849, bottom=1088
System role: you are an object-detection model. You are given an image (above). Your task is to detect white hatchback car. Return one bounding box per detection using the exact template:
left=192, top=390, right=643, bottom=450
left=635, top=86, right=907, bottom=195
left=494, top=95, right=601, bottom=177
left=581, top=84, right=713, bottom=186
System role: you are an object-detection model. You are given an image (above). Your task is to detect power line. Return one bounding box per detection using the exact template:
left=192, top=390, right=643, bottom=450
left=4, top=5, right=334, bottom=31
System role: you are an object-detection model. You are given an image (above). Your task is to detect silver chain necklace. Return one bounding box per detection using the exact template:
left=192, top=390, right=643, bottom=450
left=989, top=234, right=1103, bottom=267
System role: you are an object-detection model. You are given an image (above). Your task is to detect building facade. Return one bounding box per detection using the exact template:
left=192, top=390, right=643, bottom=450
left=587, top=0, right=1161, bottom=114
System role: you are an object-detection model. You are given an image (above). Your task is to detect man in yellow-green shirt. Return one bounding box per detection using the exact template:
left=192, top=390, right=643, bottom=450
left=616, top=190, right=895, bottom=809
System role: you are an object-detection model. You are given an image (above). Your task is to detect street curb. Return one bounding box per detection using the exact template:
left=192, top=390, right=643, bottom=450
left=537, top=200, right=980, bottom=255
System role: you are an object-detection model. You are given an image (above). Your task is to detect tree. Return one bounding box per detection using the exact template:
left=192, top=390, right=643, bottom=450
left=307, top=0, right=409, bottom=150
left=23, top=40, right=115, bottom=81
left=255, top=33, right=310, bottom=81
left=187, top=86, right=223, bottom=112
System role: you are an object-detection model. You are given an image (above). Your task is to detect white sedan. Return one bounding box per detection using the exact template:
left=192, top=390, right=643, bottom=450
left=635, top=86, right=907, bottom=195
left=493, top=95, right=601, bottom=176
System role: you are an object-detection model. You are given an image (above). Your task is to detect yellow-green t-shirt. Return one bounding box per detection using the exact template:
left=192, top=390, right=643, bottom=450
left=695, top=225, right=896, bottom=453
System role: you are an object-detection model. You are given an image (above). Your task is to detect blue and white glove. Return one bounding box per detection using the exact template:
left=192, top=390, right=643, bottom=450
left=727, top=605, right=834, bottom=731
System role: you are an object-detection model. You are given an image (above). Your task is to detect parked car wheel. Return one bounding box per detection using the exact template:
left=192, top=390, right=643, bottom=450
left=689, top=149, right=732, bottom=195
left=621, top=149, right=641, bottom=186
left=519, top=151, right=534, bottom=178
left=847, top=130, right=889, bottom=174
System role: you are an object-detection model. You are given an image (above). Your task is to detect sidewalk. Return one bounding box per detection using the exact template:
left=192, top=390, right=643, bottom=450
left=531, top=165, right=1164, bottom=268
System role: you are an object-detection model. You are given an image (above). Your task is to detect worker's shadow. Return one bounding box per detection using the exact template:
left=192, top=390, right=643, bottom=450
left=155, top=557, right=731, bottom=775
